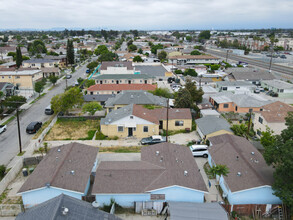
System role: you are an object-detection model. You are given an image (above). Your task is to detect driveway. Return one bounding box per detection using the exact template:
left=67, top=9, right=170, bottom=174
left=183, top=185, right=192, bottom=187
left=156, top=80, right=173, bottom=93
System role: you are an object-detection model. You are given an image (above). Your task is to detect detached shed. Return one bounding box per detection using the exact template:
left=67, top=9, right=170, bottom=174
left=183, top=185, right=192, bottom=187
left=168, top=202, right=228, bottom=220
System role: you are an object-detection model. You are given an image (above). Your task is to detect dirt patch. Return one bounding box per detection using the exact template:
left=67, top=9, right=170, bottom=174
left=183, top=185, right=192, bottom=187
left=44, top=119, right=99, bottom=141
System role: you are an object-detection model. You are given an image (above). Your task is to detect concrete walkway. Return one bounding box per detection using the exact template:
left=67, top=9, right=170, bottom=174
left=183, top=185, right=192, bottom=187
left=194, top=158, right=223, bottom=203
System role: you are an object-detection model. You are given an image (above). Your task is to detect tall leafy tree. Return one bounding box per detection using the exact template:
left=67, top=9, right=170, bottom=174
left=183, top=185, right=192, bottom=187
left=34, top=81, right=45, bottom=96
left=66, top=39, right=75, bottom=65
left=133, top=55, right=143, bottom=62
left=94, top=45, right=109, bottom=56
left=82, top=102, right=102, bottom=115
left=174, top=89, right=193, bottom=108
left=158, top=51, right=167, bottom=61
left=184, top=79, right=203, bottom=103
left=260, top=112, right=293, bottom=208
left=15, top=47, right=22, bottom=68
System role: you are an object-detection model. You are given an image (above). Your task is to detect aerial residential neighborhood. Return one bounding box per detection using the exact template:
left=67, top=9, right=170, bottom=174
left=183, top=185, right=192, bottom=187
left=0, top=1, right=293, bottom=220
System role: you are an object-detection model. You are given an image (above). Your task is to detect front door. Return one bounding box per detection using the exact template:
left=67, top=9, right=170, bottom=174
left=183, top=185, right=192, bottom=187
left=128, top=128, right=133, bottom=137
left=159, top=121, right=163, bottom=129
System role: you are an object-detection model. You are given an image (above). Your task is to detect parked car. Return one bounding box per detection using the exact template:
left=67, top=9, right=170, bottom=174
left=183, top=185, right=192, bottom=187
left=189, top=145, right=209, bottom=158
left=140, top=135, right=166, bottom=145
left=65, top=74, right=72, bottom=79
left=254, top=88, right=260, bottom=94
left=26, top=122, right=42, bottom=134
left=86, top=69, right=90, bottom=73
left=0, top=125, right=7, bottom=134
left=44, top=105, right=54, bottom=115
left=257, top=87, right=265, bottom=92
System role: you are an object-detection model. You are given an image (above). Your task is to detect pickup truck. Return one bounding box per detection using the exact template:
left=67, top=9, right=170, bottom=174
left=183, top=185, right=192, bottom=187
left=0, top=125, right=7, bottom=134
left=140, top=135, right=166, bottom=145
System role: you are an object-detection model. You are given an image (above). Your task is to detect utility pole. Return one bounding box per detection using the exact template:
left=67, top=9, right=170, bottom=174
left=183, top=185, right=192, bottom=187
left=269, top=43, right=274, bottom=73
left=16, top=107, right=22, bottom=153
left=166, top=98, right=169, bottom=142
left=247, top=109, right=252, bottom=140
left=226, top=50, right=229, bottom=63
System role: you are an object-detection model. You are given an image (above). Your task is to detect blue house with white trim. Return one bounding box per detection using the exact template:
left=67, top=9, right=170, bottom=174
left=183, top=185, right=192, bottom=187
left=18, top=143, right=99, bottom=208
left=208, top=134, right=281, bottom=209
left=92, top=142, right=207, bottom=207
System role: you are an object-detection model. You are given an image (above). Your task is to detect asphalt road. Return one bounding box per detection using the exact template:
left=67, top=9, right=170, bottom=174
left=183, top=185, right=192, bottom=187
left=0, top=63, right=88, bottom=166
left=206, top=48, right=293, bottom=76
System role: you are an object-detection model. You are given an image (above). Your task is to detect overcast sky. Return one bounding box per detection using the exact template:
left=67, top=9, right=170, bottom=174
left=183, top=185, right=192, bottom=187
left=0, top=0, right=292, bottom=30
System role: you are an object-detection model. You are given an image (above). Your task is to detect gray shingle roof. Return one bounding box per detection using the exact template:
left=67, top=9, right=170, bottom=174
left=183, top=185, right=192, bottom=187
left=83, top=94, right=113, bottom=102
left=262, top=79, right=293, bottom=89
left=23, top=59, right=56, bottom=63
left=195, top=116, right=232, bottom=136
left=92, top=73, right=154, bottom=80
left=105, top=90, right=167, bottom=107
left=93, top=143, right=207, bottom=194
left=18, top=143, right=99, bottom=193
left=135, top=65, right=167, bottom=77
left=226, top=67, right=275, bottom=81
left=208, top=134, right=275, bottom=192
left=16, top=194, right=121, bottom=220
left=101, top=104, right=134, bottom=125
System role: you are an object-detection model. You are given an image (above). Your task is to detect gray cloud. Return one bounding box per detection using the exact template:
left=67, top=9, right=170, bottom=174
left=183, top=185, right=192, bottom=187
left=0, top=0, right=292, bottom=29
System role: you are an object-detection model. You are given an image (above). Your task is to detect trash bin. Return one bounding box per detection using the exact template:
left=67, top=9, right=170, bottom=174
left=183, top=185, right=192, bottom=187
left=22, top=168, right=28, bottom=177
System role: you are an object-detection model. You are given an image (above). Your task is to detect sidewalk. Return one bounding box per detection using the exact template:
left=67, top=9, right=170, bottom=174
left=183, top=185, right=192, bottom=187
left=194, top=158, right=223, bottom=203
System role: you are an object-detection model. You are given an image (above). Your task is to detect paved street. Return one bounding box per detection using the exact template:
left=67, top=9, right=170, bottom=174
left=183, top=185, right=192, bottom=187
left=0, top=63, right=88, bottom=166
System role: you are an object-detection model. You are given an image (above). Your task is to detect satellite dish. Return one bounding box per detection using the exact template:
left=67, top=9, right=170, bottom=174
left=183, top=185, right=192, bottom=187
left=92, top=201, right=100, bottom=208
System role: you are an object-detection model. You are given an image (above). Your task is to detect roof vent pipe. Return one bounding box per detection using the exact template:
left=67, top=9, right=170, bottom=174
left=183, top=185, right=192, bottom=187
left=184, top=171, right=188, bottom=176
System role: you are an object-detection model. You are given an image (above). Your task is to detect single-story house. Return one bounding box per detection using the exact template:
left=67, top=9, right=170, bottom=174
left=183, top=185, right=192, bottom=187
left=98, top=61, right=134, bottom=75
left=195, top=116, right=233, bottom=140
left=87, top=83, right=157, bottom=95
left=200, top=109, right=220, bottom=118
left=92, top=143, right=207, bottom=207
left=168, top=55, right=220, bottom=65
left=0, top=82, right=15, bottom=97
left=92, top=73, right=155, bottom=85
left=216, top=81, right=257, bottom=92
left=101, top=104, right=192, bottom=138
left=261, top=79, right=293, bottom=98
left=209, top=92, right=273, bottom=113
left=134, top=64, right=169, bottom=79
left=104, top=90, right=167, bottom=113
left=18, top=143, right=99, bottom=208
left=41, top=67, right=60, bottom=78
left=208, top=134, right=282, bottom=207
left=16, top=194, right=121, bottom=220
left=22, top=59, right=59, bottom=69
left=83, top=94, right=114, bottom=106
left=253, top=101, right=293, bottom=137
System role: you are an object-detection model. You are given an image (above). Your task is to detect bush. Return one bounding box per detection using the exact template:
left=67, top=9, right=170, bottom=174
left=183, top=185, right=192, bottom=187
left=0, top=165, right=6, bottom=179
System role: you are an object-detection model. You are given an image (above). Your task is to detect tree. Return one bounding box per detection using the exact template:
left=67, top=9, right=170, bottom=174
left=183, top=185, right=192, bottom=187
left=51, top=87, right=83, bottom=114
left=127, top=40, right=133, bottom=47
left=209, top=164, right=229, bottom=178
left=149, top=88, right=173, bottom=99
left=190, top=50, right=201, bottom=55
left=158, top=51, right=167, bottom=61
left=184, top=69, right=197, bottom=77
left=174, top=89, right=193, bottom=108
left=138, top=48, right=143, bottom=54
left=87, top=61, right=99, bottom=71
left=198, top=30, right=211, bottom=41
left=128, top=44, right=137, bottom=52
left=3, top=95, right=26, bottom=109
left=34, top=81, right=45, bottom=96
left=184, top=79, right=203, bottom=103
left=133, top=55, right=143, bottom=62
left=49, top=75, right=58, bottom=85
left=94, top=45, right=109, bottom=56
left=82, top=102, right=102, bottom=115
left=130, top=30, right=139, bottom=37
left=16, top=47, right=22, bottom=68
left=260, top=112, right=293, bottom=208
left=66, top=39, right=75, bottom=65
left=98, top=52, right=118, bottom=62
left=174, top=69, right=183, bottom=75
left=28, top=39, right=47, bottom=55
left=186, top=36, right=192, bottom=42
left=151, top=44, right=163, bottom=54
left=85, top=79, right=95, bottom=88
left=0, top=165, right=6, bottom=179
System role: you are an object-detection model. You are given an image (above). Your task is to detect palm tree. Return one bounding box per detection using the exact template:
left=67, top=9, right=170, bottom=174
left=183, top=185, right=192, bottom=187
left=209, top=164, right=229, bottom=178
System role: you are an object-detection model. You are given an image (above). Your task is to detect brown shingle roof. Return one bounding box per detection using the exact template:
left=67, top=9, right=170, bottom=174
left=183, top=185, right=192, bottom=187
left=100, top=61, right=133, bottom=70
left=18, top=143, right=99, bottom=193
left=132, top=104, right=159, bottom=124
left=152, top=108, right=192, bottom=120
left=208, top=134, right=274, bottom=192
left=93, top=143, right=207, bottom=194
left=259, top=101, right=293, bottom=123
left=87, top=84, right=156, bottom=92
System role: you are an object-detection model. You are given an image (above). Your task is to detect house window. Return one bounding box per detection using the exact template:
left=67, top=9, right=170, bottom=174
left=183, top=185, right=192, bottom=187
left=175, top=121, right=184, bottom=126
left=32, top=64, right=35, bottom=66
left=223, top=104, right=229, bottom=108
left=257, top=130, right=262, bottom=136
left=236, top=87, right=240, bottom=89
left=118, top=126, right=124, bottom=132
left=90, top=92, right=93, bottom=95
left=143, top=126, right=148, bottom=132
left=1, top=76, right=4, bottom=79
left=130, top=116, right=134, bottom=119
left=112, top=80, right=114, bottom=83
left=222, top=87, right=227, bottom=91
left=258, top=117, right=263, bottom=124
left=16, top=76, right=20, bottom=79
left=279, top=89, right=284, bottom=93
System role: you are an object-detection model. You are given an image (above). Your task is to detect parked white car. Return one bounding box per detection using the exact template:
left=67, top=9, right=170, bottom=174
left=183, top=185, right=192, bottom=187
left=189, top=145, right=209, bottom=158
left=0, top=125, right=7, bottom=134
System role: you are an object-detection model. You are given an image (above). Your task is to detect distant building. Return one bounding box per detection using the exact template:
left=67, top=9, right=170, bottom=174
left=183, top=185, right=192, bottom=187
left=261, top=79, right=293, bottom=98
left=168, top=55, right=220, bottom=65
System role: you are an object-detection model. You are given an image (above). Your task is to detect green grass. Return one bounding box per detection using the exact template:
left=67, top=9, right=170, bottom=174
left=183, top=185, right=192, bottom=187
left=17, top=151, right=26, bottom=156
left=30, top=93, right=46, bottom=104
left=78, top=130, right=97, bottom=140
left=0, top=189, right=8, bottom=203
left=99, top=146, right=142, bottom=153
left=1, top=116, right=15, bottom=126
